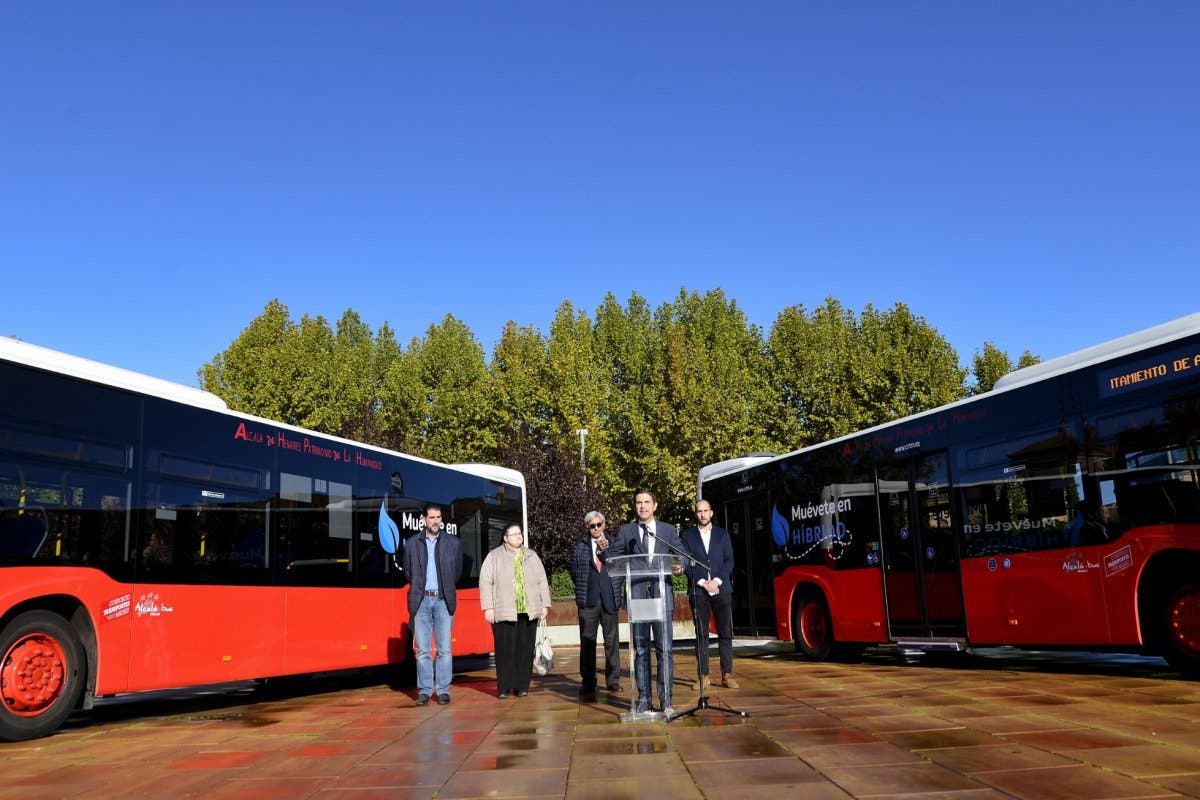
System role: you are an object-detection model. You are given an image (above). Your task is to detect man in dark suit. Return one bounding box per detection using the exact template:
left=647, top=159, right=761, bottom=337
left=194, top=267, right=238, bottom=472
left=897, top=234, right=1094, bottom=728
left=402, top=503, right=463, bottom=707
left=611, top=489, right=683, bottom=714
left=681, top=498, right=738, bottom=689
left=567, top=511, right=623, bottom=701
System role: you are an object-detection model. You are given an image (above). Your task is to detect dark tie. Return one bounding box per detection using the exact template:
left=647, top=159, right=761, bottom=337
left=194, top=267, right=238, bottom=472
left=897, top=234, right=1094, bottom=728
left=640, top=523, right=649, bottom=553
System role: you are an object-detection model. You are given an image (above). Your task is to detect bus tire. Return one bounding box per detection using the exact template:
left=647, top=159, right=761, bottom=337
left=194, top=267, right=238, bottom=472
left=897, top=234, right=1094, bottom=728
left=0, top=610, right=86, bottom=741
left=793, top=593, right=834, bottom=661
left=1160, top=582, right=1200, bottom=679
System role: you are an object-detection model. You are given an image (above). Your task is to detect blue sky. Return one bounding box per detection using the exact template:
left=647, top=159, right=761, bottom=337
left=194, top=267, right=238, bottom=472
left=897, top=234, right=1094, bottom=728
left=3, top=3, right=1197, bottom=388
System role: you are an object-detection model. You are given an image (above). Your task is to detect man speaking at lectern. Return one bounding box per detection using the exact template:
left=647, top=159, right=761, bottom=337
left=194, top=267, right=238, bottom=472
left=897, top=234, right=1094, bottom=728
left=614, top=489, right=683, bottom=714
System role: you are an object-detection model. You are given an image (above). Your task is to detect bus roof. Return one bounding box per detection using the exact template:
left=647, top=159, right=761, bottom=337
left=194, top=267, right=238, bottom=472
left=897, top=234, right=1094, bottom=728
left=698, top=454, right=777, bottom=487
left=699, top=312, right=1200, bottom=483
left=452, top=463, right=528, bottom=492
left=992, top=312, right=1200, bottom=392
left=0, top=336, right=230, bottom=412
left=0, top=336, right=527, bottom=491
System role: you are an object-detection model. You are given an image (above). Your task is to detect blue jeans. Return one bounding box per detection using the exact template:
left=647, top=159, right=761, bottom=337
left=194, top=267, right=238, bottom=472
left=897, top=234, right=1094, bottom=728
left=414, top=596, right=453, bottom=696
left=632, top=618, right=674, bottom=710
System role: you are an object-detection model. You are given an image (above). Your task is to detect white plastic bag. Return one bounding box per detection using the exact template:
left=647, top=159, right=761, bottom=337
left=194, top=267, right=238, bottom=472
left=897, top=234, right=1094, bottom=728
left=533, top=618, right=554, bottom=676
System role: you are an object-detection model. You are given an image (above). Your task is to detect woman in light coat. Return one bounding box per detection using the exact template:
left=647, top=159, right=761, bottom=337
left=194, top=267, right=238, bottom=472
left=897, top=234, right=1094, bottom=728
left=479, top=523, right=551, bottom=698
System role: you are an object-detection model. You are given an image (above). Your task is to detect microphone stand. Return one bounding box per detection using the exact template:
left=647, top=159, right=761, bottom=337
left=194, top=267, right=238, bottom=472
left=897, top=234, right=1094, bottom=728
left=643, top=528, right=749, bottom=722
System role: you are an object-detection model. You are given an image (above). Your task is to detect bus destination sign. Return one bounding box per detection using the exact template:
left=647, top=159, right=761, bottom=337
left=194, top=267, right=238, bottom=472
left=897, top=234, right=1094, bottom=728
left=1098, top=344, right=1200, bottom=399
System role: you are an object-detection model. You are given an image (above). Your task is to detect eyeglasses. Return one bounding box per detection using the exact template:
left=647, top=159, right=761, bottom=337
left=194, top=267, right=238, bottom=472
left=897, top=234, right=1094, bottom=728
left=587, top=522, right=604, bottom=529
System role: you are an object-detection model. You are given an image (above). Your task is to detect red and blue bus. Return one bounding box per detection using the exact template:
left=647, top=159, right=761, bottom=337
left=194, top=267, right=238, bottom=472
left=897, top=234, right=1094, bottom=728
left=0, top=338, right=526, bottom=740
left=699, top=314, right=1200, bottom=676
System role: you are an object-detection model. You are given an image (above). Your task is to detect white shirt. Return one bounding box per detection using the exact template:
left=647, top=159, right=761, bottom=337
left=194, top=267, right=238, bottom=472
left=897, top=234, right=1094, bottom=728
left=640, top=520, right=655, bottom=556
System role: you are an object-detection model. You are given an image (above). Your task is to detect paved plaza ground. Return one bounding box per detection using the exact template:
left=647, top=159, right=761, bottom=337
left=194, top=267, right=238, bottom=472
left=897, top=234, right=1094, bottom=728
left=3, top=642, right=1199, bottom=799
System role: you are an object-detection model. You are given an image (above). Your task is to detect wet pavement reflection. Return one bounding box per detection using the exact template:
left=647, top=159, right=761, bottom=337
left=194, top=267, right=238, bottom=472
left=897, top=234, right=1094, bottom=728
left=1, top=643, right=1198, bottom=798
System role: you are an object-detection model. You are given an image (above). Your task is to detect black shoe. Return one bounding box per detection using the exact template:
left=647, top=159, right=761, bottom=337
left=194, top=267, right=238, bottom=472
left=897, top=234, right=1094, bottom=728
left=415, top=693, right=430, bottom=706
left=437, top=694, right=451, bottom=705
left=498, top=691, right=510, bottom=699
left=606, top=683, right=623, bottom=693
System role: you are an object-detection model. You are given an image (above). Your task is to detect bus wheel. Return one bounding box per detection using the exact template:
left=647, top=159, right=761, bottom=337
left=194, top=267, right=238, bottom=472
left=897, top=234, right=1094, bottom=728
left=0, top=611, right=86, bottom=741
left=1161, top=583, right=1200, bottom=678
left=794, top=594, right=833, bottom=661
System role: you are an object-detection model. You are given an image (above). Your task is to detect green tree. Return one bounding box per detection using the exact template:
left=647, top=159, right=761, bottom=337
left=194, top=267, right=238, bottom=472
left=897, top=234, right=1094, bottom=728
left=767, top=298, right=863, bottom=443
left=856, top=302, right=966, bottom=422
left=200, top=299, right=310, bottom=425
left=970, top=341, right=1013, bottom=394
left=378, top=315, right=495, bottom=462
left=592, top=292, right=669, bottom=510
left=490, top=321, right=551, bottom=441
left=768, top=298, right=966, bottom=443
left=653, top=288, right=794, bottom=516
left=970, top=342, right=1043, bottom=394
left=544, top=302, right=617, bottom=497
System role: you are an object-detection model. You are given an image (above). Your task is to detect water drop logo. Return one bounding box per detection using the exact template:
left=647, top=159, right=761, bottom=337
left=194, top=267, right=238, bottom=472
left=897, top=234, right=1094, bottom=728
left=772, top=507, right=789, bottom=547
left=379, top=502, right=400, bottom=554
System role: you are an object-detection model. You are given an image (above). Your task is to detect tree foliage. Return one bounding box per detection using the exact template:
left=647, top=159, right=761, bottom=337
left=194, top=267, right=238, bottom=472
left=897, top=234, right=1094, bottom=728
left=202, top=291, right=1006, bottom=571
left=971, top=341, right=1043, bottom=395
left=767, top=298, right=966, bottom=443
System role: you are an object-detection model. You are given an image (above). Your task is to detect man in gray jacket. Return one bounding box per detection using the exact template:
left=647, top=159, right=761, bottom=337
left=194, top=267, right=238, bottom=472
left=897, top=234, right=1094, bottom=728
left=568, top=511, right=622, bottom=701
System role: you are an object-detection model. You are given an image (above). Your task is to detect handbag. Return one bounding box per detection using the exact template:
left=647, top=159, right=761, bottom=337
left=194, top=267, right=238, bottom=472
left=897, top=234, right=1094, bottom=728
left=533, top=617, right=555, bottom=676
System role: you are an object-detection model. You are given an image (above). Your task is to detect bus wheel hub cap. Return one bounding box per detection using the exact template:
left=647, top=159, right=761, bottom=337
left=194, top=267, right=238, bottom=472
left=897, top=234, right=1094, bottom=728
left=1170, top=590, right=1200, bottom=657
left=2, top=634, right=67, bottom=715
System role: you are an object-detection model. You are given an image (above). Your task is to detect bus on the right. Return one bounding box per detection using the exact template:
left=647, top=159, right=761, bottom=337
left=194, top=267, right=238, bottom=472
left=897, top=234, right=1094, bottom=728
left=699, top=313, right=1200, bottom=677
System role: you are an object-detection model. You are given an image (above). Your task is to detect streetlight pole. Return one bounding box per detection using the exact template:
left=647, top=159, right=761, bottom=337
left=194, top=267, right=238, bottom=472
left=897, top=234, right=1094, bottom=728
left=576, top=428, right=588, bottom=488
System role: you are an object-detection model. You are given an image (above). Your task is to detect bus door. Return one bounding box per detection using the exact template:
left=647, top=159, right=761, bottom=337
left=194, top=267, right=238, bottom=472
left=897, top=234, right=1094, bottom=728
left=721, top=493, right=776, bottom=637
left=877, top=452, right=966, bottom=642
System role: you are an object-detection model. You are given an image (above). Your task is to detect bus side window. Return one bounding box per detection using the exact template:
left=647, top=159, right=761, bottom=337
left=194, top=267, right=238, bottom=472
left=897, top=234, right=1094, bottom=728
left=0, top=505, right=48, bottom=559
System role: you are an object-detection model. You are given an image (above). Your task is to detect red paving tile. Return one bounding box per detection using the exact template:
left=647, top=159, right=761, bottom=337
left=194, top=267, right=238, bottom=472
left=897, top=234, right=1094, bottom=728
left=3, top=642, right=1199, bottom=799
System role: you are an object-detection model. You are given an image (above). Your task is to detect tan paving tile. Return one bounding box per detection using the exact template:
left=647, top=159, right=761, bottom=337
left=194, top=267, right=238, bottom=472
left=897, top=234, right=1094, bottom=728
left=198, top=776, right=336, bottom=799
left=87, top=766, right=245, bottom=798
left=922, top=742, right=1078, bottom=773
left=1011, top=728, right=1153, bottom=751
left=769, top=726, right=881, bottom=749
left=439, top=767, right=569, bottom=798
left=565, top=776, right=704, bottom=800
left=754, top=711, right=849, bottom=731
left=573, top=736, right=672, bottom=756
left=168, top=749, right=269, bottom=769
left=955, top=714, right=1075, bottom=735
left=820, top=762, right=989, bottom=796
left=855, top=713, right=967, bottom=734
left=800, top=741, right=926, bottom=770
left=685, top=755, right=827, bottom=788
left=312, top=787, right=436, bottom=800
left=1058, top=743, right=1200, bottom=778
left=882, top=728, right=1000, bottom=750
left=670, top=726, right=793, bottom=761
left=1151, top=773, right=1200, bottom=796
left=867, top=791, right=1015, bottom=799
left=568, top=751, right=691, bottom=781
left=976, top=764, right=1180, bottom=799
left=462, top=748, right=575, bottom=770
left=322, top=761, right=459, bottom=789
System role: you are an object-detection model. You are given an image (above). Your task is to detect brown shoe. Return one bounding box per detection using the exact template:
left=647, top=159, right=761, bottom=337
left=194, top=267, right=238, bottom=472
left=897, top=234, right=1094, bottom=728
left=722, top=673, right=739, bottom=689
left=698, top=675, right=711, bottom=690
